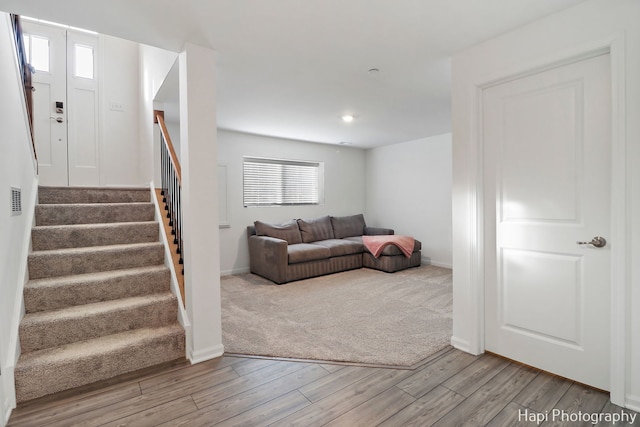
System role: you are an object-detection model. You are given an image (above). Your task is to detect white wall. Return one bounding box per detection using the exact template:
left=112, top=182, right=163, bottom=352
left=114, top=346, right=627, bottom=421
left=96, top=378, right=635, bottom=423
left=365, top=134, right=452, bottom=267
left=138, top=44, right=178, bottom=185
left=0, top=13, right=38, bottom=424
left=179, top=43, right=223, bottom=363
left=217, top=130, right=367, bottom=275
left=99, top=34, right=141, bottom=186
left=451, top=0, right=640, bottom=410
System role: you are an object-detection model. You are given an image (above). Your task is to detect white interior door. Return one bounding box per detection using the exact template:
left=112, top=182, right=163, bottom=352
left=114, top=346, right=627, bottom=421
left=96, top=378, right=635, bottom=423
left=24, top=21, right=100, bottom=187
left=483, top=54, right=611, bottom=391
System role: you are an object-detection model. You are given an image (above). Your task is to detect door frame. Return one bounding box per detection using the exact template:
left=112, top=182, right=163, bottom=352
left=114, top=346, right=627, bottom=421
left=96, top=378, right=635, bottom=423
left=463, top=34, right=627, bottom=405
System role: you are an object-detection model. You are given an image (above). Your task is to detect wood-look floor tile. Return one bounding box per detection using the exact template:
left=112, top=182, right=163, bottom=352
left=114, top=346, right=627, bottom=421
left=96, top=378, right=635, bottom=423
left=600, top=401, right=639, bottom=427
left=99, top=395, right=198, bottom=427
left=298, top=365, right=378, bottom=403
left=486, top=401, right=543, bottom=427
left=441, top=354, right=510, bottom=397
left=513, top=372, right=572, bottom=413
left=270, top=367, right=414, bottom=427
left=139, top=356, right=240, bottom=393
left=397, top=349, right=477, bottom=398
left=231, top=358, right=280, bottom=377
left=323, top=386, right=415, bottom=427
left=9, top=350, right=638, bottom=427
left=319, top=363, right=346, bottom=373
left=379, top=385, right=466, bottom=427
left=168, top=364, right=328, bottom=426
left=192, top=360, right=313, bottom=409
left=7, top=382, right=142, bottom=427
left=433, top=362, right=538, bottom=427
left=540, top=383, right=610, bottom=427
left=214, top=390, right=310, bottom=427
left=45, top=366, right=238, bottom=427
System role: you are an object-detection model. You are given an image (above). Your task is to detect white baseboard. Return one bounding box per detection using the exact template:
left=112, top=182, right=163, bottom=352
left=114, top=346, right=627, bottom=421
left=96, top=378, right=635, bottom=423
left=625, top=394, right=640, bottom=412
left=1, top=365, right=16, bottom=427
left=189, top=344, right=225, bottom=365
left=450, top=336, right=474, bottom=354
left=221, top=267, right=250, bottom=276
left=421, top=257, right=452, bottom=269
left=429, top=260, right=453, bottom=269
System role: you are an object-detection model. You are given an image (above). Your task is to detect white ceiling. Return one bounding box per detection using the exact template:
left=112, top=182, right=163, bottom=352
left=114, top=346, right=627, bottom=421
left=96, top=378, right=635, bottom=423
left=0, top=0, right=587, bottom=148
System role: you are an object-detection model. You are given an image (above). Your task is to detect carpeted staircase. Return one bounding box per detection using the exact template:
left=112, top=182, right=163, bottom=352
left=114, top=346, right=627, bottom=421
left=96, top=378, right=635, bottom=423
left=14, top=187, right=185, bottom=403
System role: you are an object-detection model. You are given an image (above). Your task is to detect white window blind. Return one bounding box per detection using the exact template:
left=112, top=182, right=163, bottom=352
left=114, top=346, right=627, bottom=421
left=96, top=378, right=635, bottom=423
left=243, top=157, right=323, bottom=206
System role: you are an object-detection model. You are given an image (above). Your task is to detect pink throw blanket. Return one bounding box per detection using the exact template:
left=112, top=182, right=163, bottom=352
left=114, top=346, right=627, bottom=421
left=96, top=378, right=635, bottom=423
left=362, top=235, right=415, bottom=258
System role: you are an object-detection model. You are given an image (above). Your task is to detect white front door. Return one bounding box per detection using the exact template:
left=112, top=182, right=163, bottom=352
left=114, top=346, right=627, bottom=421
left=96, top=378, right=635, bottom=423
left=25, top=23, right=68, bottom=186
left=24, top=21, right=100, bottom=187
left=483, top=54, right=611, bottom=390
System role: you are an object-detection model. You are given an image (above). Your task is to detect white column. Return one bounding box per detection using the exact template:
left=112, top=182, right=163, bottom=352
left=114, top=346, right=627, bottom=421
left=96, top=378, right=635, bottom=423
left=178, top=43, right=223, bottom=363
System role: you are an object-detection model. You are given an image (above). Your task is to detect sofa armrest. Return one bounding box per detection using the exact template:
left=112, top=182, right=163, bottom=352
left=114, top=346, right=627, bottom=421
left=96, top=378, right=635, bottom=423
left=364, top=226, right=394, bottom=236
left=248, top=235, right=288, bottom=284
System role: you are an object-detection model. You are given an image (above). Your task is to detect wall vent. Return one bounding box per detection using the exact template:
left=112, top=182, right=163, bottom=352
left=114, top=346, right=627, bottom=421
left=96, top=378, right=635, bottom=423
left=11, top=187, right=22, bottom=216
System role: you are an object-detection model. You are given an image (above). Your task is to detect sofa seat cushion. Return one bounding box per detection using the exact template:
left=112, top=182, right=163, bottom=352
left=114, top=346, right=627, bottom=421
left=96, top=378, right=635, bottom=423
left=310, top=239, right=364, bottom=257
left=345, top=236, right=422, bottom=256
left=297, top=216, right=335, bottom=243
left=330, top=214, right=366, bottom=239
left=255, top=220, right=302, bottom=244
left=288, top=243, right=331, bottom=264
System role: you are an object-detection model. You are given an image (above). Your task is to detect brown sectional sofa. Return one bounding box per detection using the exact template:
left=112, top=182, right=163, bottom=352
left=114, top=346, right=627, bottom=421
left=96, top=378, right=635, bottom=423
left=247, top=214, right=421, bottom=284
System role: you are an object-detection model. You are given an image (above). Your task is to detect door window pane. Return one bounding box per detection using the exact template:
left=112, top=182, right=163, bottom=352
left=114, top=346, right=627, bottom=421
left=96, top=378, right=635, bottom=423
left=74, top=44, right=94, bottom=79
left=26, top=35, right=50, bottom=72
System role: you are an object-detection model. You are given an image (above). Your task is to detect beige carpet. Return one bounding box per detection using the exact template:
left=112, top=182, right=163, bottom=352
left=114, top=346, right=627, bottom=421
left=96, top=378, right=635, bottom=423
left=221, top=265, right=452, bottom=367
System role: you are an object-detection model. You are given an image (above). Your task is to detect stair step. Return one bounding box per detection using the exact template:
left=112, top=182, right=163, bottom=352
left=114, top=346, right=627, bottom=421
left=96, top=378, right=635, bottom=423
left=14, top=324, right=185, bottom=403
left=31, top=221, right=160, bottom=251
left=28, top=242, right=165, bottom=279
left=38, top=186, right=150, bottom=204
left=35, top=203, right=155, bottom=226
left=20, top=293, right=178, bottom=352
left=24, top=265, right=171, bottom=313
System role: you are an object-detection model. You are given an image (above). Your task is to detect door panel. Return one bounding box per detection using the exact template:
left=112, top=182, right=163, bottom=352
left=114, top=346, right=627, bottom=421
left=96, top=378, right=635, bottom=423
left=484, top=54, right=611, bottom=390
left=25, top=23, right=68, bottom=186
left=67, top=31, right=100, bottom=186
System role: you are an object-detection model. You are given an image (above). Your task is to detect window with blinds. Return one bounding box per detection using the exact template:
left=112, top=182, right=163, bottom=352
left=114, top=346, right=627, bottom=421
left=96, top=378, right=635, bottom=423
left=243, top=157, right=324, bottom=206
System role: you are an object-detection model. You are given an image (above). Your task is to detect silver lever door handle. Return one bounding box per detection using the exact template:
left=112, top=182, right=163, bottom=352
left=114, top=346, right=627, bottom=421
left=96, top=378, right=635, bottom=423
left=49, top=117, right=63, bottom=123
left=577, top=236, right=606, bottom=248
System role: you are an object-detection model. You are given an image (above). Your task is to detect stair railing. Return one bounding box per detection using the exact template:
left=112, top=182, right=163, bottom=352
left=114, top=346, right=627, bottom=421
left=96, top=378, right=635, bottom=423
left=10, top=14, right=37, bottom=163
left=154, top=111, right=184, bottom=302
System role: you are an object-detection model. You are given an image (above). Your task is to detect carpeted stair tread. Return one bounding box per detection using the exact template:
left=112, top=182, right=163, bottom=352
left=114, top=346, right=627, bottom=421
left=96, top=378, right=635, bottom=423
left=31, top=221, right=159, bottom=251
left=38, top=186, right=150, bottom=204
left=24, top=265, right=171, bottom=313
left=20, top=293, right=178, bottom=352
left=28, top=242, right=165, bottom=279
left=16, top=186, right=185, bottom=403
left=14, top=324, right=185, bottom=402
left=35, top=202, right=155, bottom=226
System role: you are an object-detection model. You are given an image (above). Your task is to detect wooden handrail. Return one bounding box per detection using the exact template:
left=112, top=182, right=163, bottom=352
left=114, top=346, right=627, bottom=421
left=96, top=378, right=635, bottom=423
left=154, top=110, right=181, bottom=183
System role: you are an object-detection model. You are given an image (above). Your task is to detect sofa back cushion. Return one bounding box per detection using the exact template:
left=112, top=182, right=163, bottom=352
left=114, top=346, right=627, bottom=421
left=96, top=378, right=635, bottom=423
left=254, top=220, right=302, bottom=244
left=297, top=216, right=335, bottom=243
left=331, top=214, right=366, bottom=239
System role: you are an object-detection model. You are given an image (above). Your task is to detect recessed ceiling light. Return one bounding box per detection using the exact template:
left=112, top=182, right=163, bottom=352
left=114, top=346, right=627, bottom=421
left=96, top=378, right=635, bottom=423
left=341, top=115, right=354, bottom=123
